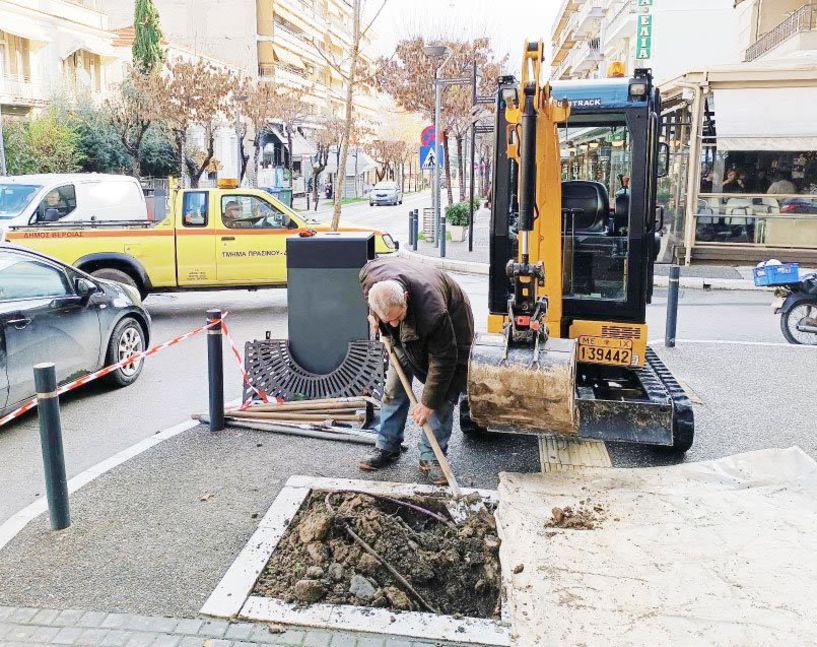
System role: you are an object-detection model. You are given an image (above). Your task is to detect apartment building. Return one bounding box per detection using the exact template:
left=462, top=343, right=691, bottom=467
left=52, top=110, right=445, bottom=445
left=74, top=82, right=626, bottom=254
left=0, top=0, right=118, bottom=116
left=550, top=0, right=739, bottom=83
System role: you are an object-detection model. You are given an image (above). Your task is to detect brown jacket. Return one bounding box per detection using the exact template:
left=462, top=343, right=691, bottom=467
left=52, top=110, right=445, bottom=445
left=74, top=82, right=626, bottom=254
left=359, top=256, right=474, bottom=409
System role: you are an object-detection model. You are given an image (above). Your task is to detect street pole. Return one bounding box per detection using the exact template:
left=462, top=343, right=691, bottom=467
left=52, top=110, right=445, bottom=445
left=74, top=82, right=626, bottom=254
left=468, top=60, right=477, bottom=252
left=435, top=78, right=445, bottom=257
left=0, top=103, right=7, bottom=176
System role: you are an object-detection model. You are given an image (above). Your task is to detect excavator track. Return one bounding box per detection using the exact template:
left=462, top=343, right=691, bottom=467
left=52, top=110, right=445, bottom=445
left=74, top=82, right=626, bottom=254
left=575, top=346, right=694, bottom=451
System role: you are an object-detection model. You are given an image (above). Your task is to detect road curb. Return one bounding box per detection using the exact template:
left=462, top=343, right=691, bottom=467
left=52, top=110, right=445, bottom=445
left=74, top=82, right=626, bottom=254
left=400, top=250, right=770, bottom=291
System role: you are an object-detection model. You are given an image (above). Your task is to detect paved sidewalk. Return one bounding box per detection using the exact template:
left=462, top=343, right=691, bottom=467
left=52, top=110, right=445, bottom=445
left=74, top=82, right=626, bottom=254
left=0, top=606, right=447, bottom=646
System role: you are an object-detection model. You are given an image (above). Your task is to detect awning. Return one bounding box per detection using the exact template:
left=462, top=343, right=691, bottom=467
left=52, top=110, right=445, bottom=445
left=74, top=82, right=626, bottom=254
left=58, top=34, right=117, bottom=60
left=713, top=86, right=817, bottom=151
left=273, top=45, right=306, bottom=70
left=0, top=10, right=52, bottom=42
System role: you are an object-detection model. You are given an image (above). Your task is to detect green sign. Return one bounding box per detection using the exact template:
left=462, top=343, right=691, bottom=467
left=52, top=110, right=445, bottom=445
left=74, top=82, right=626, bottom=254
left=638, top=0, right=653, bottom=5
left=636, top=14, right=653, bottom=59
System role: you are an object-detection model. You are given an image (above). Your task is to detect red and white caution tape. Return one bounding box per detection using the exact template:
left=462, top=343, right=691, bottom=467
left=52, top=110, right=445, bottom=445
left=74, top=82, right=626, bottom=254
left=0, top=315, right=225, bottom=429
left=220, top=319, right=271, bottom=407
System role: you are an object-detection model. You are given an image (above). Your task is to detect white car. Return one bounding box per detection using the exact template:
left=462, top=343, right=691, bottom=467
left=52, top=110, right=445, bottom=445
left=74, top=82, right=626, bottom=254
left=369, top=181, right=403, bottom=206
left=0, top=174, right=149, bottom=233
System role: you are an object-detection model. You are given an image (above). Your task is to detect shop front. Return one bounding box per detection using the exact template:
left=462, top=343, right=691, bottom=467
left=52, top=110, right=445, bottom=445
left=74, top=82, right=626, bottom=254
left=660, top=57, right=817, bottom=265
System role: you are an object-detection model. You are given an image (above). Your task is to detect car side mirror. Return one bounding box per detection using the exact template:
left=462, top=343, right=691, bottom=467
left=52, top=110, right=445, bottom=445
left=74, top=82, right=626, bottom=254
left=75, top=277, right=99, bottom=299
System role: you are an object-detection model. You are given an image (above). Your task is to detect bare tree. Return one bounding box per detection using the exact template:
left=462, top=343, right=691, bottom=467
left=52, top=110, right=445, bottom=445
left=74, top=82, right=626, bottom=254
left=158, top=58, right=236, bottom=187
left=377, top=36, right=505, bottom=204
left=271, top=93, right=313, bottom=198
left=107, top=66, right=162, bottom=177
left=309, top=116, right=343, bottom=210
left=310, top=0, right=387, bottom=230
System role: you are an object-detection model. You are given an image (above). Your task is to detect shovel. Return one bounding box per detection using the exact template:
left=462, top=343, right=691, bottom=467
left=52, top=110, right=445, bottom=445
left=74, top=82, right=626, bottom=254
left=382, top=337, right=487, bottom=524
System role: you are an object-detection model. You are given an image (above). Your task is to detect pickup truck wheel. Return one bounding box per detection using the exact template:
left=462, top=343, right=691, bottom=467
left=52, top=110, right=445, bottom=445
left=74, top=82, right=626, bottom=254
left=90, top=268, right=146, bottom=299
left=104, top=318, right=146, bottom=388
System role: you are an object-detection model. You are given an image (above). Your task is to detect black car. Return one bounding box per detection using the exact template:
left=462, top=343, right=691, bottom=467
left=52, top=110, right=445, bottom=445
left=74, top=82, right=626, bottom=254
left=0, top=244, right=151, bottom=417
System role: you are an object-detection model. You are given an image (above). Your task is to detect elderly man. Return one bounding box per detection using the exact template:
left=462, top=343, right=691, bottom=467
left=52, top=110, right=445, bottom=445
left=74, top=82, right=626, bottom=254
left=359, top=256, right=474, bottom=485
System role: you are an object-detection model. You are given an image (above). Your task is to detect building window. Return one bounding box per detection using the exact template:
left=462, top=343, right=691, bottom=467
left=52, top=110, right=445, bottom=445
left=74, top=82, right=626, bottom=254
left=64, top=49, right=101, bottom=93
left=0, top=31, right=32, bottom=82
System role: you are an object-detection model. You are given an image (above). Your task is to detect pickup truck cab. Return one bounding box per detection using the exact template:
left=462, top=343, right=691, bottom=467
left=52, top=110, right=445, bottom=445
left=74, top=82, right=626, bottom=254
left=3, top=184, right=396, bottom=298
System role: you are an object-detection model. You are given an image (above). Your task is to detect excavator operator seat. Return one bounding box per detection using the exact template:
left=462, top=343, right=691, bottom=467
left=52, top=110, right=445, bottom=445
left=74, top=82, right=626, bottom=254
left=614, top=193, right=630, bottom=235
left=561, top=181, right=611, bottom=234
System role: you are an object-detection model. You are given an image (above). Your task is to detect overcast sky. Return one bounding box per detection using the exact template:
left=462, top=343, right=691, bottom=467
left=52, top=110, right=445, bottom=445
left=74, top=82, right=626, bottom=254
left=366, top=0, right=561, bottom=71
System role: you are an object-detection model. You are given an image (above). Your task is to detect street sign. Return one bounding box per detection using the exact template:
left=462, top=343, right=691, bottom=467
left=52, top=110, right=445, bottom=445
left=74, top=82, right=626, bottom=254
left=636, top=13, right=653, bottom=59
left=637, top=0, right=653, bottom=5
left=474, top=125, right=494, bottom=134
left=475, top=95, right=494, bottom=105
left=419, top=145, right=444, bottom=169
left=420, top=125, right=436, bottom=146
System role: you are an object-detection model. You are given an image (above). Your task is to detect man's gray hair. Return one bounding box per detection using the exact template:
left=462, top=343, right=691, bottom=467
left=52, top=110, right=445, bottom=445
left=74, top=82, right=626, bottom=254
left=368, top=280, right=407, bottom=317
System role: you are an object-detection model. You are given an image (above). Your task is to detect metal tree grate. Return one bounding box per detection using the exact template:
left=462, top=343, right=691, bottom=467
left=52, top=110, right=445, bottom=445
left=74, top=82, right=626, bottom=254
left=244, top=339, right=386, bottom=402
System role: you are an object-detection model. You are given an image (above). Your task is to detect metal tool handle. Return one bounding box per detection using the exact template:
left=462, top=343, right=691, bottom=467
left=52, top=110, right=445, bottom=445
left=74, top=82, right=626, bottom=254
left=382, top=337, right=461, bottom=496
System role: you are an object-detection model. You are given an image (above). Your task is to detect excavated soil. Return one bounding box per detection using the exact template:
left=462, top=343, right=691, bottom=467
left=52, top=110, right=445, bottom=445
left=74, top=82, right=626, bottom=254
left=254, top=491, right=501, bottom=619
left=545, top=501, right=606, bottom=530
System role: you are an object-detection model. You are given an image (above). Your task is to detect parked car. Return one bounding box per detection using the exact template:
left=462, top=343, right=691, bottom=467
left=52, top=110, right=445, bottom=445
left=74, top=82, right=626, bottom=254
left=369, top=181, right=403, bottom=206
left=0, top=174, right=149, bottom=232
left=0, top=244, right=151, bottom=418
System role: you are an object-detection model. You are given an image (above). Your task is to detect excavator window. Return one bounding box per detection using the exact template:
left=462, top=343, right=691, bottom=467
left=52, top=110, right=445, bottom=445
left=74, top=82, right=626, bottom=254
left=560, top=118, right=632, bottom=302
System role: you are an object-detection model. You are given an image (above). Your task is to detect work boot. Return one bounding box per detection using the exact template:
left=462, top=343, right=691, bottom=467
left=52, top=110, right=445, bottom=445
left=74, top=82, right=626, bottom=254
left=419, top=460, right=448, bottom=486
left=358, top=447, right=400, bottom=471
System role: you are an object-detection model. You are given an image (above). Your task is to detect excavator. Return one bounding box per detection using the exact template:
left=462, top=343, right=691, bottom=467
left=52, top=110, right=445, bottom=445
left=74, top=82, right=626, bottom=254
left=462, top=42, right=694, bottom=452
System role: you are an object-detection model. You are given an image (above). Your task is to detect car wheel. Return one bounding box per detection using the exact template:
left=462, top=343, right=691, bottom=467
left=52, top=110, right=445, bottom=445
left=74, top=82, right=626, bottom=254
left=91, top=268, right=147, bottom=300
left=104, top=317, right=146, bottom=387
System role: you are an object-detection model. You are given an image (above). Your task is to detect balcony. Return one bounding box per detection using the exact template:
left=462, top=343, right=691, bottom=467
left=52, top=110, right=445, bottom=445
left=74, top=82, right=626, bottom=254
left=571, top=38, right=603, bottom=75
left=746, top=3, right=817, bottom=61
left=573, top=0, right=604, bottom=39
left=0, top=74, right=50, bottom=106
left=602, top=0, right=636, bottom=50
left=552, top=16, right=577, bottom=65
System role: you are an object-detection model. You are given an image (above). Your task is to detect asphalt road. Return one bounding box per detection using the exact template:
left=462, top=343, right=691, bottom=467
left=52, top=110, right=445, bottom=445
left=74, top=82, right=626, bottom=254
left=0, top=193, right=803, bottom=523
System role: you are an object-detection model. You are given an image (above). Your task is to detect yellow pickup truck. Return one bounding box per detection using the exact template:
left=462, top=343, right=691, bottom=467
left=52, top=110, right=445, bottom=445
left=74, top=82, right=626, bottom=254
left=3, top=184, right=396, bottom=298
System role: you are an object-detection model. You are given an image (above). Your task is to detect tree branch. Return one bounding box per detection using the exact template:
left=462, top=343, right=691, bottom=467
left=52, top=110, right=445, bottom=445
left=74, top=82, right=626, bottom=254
left=360, top=0, right=388, bottom=40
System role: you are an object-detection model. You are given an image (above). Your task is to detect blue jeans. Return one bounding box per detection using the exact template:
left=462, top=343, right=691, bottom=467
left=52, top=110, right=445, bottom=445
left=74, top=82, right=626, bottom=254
left=376, top=360, right=454, bottom=463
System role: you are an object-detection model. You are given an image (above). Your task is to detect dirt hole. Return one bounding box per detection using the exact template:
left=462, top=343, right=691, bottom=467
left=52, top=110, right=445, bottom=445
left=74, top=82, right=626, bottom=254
left=253, top=490, right=501, bottom=619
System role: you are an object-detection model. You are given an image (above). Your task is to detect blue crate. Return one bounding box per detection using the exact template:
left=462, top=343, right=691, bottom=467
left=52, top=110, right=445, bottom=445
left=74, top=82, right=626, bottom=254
left=753, top=262, right=800, bottom=287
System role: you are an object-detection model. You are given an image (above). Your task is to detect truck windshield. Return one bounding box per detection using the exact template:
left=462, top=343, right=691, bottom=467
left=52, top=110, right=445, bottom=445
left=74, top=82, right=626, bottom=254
left=0, top=184, right=42, bottom=220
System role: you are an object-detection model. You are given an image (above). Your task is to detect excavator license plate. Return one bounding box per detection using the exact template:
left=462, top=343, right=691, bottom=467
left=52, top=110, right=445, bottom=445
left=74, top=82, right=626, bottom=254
left=577, top=336, right=633, bottom=367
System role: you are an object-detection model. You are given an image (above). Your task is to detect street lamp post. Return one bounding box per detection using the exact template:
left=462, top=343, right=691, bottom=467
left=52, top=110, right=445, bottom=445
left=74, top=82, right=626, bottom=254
left=424, top=44, right=475, bottom=258
left=0, top=103, right=7, bottom=176
left=234, top=94, right=248, bottom=184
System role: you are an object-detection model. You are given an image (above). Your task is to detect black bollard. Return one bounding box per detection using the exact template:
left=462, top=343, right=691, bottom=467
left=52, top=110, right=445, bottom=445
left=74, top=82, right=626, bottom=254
left=207, top=309, right=225, bottom=431
left=408, top=210, right=415, bottom=248
left=34, top=363, right=70, bottom=531
left=665, top=265, right=680, bottom=348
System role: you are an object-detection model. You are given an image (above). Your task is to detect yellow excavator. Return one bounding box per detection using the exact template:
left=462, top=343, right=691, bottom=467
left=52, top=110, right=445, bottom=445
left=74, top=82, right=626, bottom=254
left=463, top=42, right=694, bottom=452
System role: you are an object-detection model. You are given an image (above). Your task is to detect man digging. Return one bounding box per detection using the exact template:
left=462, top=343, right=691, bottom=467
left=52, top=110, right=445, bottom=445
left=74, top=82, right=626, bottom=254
left=358, top=256, right=474, bottom=485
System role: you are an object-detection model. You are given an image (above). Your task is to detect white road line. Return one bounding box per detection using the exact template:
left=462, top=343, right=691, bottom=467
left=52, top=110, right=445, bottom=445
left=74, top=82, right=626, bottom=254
left=0, top=399, right=241, bottom=552
left=650, top=339, right=817, bottom=349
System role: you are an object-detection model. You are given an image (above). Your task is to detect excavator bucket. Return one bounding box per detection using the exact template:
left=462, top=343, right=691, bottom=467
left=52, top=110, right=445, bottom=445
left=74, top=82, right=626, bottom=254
left=467, top=333, right=579, bottom=435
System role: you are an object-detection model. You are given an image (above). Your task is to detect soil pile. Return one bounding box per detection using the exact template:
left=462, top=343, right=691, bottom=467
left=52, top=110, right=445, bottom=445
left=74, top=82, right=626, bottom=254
left=545, top=501, right=605, bottom=530
left=254, top=490, right=501, bottom=618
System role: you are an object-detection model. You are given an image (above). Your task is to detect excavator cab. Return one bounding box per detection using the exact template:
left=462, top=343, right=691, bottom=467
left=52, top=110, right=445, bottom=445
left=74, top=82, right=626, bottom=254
left=465, top=44, right=693, bottom=452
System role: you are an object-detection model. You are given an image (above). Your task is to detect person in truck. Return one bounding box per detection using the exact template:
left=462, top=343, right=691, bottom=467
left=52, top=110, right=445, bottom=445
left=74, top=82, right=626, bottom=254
left=357, top=256, right=474, bottom=485
left=223, top=200, right=251, bottom=228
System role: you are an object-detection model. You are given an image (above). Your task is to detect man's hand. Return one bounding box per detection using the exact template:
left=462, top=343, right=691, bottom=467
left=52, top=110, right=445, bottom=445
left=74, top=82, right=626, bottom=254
left=411, top=403, right=434, bottom=426
left=368, top=314, right=380, bottom=338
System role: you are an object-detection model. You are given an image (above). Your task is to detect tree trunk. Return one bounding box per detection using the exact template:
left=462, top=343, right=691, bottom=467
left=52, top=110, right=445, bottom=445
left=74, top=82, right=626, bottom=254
left=175, top=132, right=185, bottom=187
left=456, top=134, right=466, bottom=202
left=443, top=132, right=453, bottom=206
left=330, top=0, right=360, bottom=231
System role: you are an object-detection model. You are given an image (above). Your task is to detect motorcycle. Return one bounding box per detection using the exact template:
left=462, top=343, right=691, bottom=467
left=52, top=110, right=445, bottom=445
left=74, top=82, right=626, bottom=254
left=772, top=273, right=817, bottom=345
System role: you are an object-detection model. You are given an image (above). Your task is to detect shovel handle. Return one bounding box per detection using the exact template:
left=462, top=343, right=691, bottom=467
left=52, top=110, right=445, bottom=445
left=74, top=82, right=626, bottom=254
left=382, top=338, right=462, bottom=496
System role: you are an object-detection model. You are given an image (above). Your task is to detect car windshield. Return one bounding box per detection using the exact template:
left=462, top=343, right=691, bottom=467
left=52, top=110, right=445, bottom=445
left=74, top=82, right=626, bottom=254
left=375, top=182, right=396, bottom=190
left=0, top=184, right=42, bottom=220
